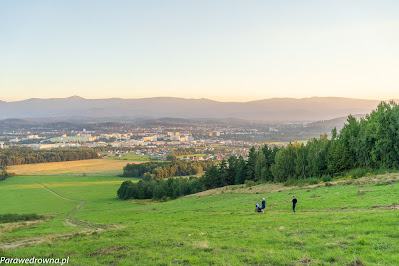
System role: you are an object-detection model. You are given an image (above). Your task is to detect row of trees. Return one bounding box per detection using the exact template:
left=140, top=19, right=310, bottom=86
left=118, top=101, right=399, bottom=200
left=122, top=160, right=214, bottom=179
left=117, top=145, right=280, bottom=200
left=118, top=178, right=204, bottom=200
left=0, top=147, right=99, bottom=166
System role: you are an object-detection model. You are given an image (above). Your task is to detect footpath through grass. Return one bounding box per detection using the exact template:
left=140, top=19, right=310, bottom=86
left=1, top=174, right=399, bottom=265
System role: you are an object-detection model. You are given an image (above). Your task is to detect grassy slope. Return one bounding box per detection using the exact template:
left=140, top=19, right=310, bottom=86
left=1, top=174, right=399, bottom=265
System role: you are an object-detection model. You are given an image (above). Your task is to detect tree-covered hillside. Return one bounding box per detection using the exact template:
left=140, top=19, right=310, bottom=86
left=118, top=101, right=399, bottom=200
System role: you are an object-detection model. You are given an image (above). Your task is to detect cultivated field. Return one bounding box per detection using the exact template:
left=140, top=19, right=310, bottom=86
left=7, top=158, right=144, bottom=176
left=1, top=170, right=399, bottom=265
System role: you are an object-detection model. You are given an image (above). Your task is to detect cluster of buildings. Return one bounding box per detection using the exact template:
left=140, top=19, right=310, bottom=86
left=9, top=135, right=42, bottom=143
left=142, top=132, right=194, bottom=143
left=209, top=131, right=221, bottom=137
left=26, top=143, right=82, bottom=150
left=50, top=133, right=98, bottom=143
left=1, top=124, right=265, bottom=152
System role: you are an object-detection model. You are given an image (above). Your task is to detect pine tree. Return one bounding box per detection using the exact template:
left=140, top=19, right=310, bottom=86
left=254, top=151, right=266, bottom=181
left=246, top=147, right=257, bottom=180
left=235, top=156, right=247, bottom=184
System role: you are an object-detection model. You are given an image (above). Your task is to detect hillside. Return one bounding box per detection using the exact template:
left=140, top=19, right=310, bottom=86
left=1, top=172, right=399, bottom=265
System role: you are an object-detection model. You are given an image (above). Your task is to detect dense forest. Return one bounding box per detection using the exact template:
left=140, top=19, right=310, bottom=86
left=0, top=147, right=99, bottom=167
left=118, top=101, right=399, bottom=200
left=122, top=160, right=214, bottom=179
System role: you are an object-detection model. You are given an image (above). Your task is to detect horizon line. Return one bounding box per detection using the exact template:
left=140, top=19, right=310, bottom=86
left=1, top=95, right=397, bottom=103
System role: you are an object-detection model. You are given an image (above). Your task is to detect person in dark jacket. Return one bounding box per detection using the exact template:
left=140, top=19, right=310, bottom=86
left=261, top=198, right=266, bottom=213
left=291, top=196, right=297, bottom=212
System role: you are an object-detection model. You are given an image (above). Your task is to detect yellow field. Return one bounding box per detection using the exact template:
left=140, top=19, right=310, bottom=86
left=8, top=158, right=144, bottom=176
left=0, top=181, right=125, bottom=190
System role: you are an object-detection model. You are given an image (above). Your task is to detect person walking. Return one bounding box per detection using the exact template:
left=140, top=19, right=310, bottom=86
left=291, top=196, right=297, bottom=212
left=261, top=198, right=266, bottom=213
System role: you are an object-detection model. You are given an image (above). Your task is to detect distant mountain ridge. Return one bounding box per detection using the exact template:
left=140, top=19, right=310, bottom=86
left=0, top=96, right=391, bottom=122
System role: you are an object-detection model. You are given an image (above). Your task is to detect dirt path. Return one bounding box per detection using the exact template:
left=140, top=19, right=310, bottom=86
left=0, top=182, right=113, bottom=250
left=37, top=183, right=91, bottom=228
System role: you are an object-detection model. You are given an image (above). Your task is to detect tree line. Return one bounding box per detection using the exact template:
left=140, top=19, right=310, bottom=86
left=118, top=177, right=204, bottom=200
left=0, top=147, right=99, bottom=167
left=118, top=101, right=399, bottom=200
left=122, top=160, right=214, bottom=179
left=205, top=102, right=399, bottom=185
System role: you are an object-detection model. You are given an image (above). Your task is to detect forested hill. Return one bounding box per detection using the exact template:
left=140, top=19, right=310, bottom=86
left=0, top=147, right=99, bottom=167
left=118, top=101, right=399, bottom=200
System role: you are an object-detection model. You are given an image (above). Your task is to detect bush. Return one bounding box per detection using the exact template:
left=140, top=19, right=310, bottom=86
left=0, top=214, right=42, bottom=223
left=0, top=170, right=16, bottom=182
left=321, top=175, right=332, bottom=182
left=245, top=180, right=255, bottom=187
left=344, top=168, right=373, bottom=179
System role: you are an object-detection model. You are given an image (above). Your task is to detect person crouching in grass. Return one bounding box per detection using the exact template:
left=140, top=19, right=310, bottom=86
left=261, top=198, right=266, bottom=213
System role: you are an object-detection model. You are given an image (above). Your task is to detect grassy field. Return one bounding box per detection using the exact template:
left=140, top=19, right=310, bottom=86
left=7, top=158, right=144, bottom=177
left=1, top=172, right=399, bottom=265
left=104, top=153, right=151, bottom=161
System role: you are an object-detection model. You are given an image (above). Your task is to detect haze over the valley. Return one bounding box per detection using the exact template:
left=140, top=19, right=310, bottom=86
left=0, top=96, right=392, bottom=122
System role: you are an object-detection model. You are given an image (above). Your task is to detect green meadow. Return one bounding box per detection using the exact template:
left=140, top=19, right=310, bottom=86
left=105, top=153, right=151, bottom=161
left=176, top=154, right=206, bottom=159
left=1, top=170, right=399, bottom=265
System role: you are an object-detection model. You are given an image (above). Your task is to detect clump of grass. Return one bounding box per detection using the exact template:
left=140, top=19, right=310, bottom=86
left=0, top=214, right=42, bottom=224
left=348, top=258, right=366, bottom=266
left=357, top=190, right=371, bottom=195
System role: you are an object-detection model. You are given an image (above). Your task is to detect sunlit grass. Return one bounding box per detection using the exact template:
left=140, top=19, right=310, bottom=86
left=1, top=174, right=399, bottom=265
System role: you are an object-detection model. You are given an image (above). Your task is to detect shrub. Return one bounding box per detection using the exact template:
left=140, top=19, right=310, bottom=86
left=0, top=214, right=42, bottom=223
left=321, top=175, right=332, bottom=182
left=345, top=168, right=373, bottom=179
left=245, top=180, right=255, bottom=187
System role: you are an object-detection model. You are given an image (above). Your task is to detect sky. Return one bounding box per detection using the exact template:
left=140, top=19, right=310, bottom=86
left=0, top=0, right=398, bottom=102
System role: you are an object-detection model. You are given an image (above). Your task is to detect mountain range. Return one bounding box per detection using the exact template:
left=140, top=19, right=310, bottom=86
left=0, top=96, right=390, bottom=122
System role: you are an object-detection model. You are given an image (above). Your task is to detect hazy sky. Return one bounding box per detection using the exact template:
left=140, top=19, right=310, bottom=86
left=1, top=1, right=398, bottom=102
